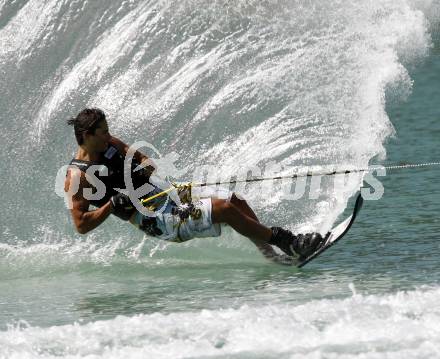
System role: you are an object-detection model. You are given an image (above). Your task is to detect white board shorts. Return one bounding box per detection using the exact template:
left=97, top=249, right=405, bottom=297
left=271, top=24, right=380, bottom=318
left=132, top=185, right=231, bottom=242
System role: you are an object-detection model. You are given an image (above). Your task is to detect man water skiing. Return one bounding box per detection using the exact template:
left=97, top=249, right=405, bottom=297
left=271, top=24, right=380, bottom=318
left=64, top=108, right=325, bottom=263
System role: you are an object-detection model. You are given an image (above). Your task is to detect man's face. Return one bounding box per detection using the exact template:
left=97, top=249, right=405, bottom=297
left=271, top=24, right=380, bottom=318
left=85, top=120, right=111, bottom=152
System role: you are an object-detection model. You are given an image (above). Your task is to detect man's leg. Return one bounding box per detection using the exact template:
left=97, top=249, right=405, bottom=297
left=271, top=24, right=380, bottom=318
left=211, top=196, right=325, bottom=262
left=211, top=198, right=278, bottom=259
left=230, top=193, right=259, bottom=222
left=211, top=198, right=270, bottom=241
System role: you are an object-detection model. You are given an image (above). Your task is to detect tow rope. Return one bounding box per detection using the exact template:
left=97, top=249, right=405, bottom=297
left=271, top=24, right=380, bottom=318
left=140, top=161, right=440, bottom=205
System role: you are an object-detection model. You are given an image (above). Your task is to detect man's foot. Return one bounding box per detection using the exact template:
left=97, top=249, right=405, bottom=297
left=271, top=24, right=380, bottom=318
left=268, top=227, right=326, bottom=258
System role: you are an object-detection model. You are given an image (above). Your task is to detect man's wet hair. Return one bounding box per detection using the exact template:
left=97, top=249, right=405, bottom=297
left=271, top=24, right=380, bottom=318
left=67, top=108, right=106, bottom=145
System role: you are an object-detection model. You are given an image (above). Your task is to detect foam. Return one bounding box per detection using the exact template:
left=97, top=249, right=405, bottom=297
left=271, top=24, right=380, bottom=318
left=1, top=286, right=440, bottom=358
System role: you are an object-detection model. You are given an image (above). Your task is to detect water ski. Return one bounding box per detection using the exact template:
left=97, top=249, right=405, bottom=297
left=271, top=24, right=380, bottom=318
left=295, top=193, right=364, bottom=268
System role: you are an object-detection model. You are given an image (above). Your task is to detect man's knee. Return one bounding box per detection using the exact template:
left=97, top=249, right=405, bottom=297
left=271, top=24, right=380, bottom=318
left=231, top=192, right=247, bottom=205
left=212, top=199, right=237, bottom=223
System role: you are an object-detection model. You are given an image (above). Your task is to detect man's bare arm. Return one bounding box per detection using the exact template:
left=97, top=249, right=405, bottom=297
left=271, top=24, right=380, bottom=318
left=65, top=169, right=113, bottom=234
